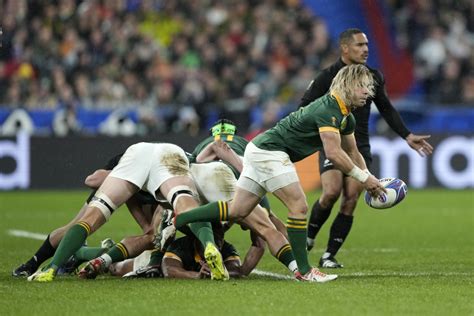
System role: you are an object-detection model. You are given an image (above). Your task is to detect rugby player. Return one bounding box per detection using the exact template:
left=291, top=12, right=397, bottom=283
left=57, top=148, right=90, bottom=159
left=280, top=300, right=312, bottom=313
left=164, top=64, right=388, bottom=283
left=12, top=154, right=157, bottom=277
left=106, top=231, right=241, bottom=280
left=84, top=122, right=298, bottom=279
left=28, top=142, right=227, bottom=282
left=302, top=29, right=433, bottom=268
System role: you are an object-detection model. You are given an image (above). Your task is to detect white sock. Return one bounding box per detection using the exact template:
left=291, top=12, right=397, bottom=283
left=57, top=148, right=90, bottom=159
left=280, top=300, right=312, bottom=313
left=288, top=260, right=298, bottom=273
left=322, top=252, right=331, bottom=259
left=99, top=254, right=113, bottom=267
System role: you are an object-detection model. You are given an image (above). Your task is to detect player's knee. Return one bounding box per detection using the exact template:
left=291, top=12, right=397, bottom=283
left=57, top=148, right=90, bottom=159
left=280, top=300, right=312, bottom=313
left=88, top=191, right=118, bottom=221
left=166, top=185, right=198, bottom=212
left=320, top=187, right=341, bottom=206
left=233, top=211, right=249, bottom=222
left=142, top=232, right=156, bottom=249
left=288, top=201, right=308, bottom=217
left=340, top=195, right=359, bottom=215
left=142, top=224, right=154, bottom=235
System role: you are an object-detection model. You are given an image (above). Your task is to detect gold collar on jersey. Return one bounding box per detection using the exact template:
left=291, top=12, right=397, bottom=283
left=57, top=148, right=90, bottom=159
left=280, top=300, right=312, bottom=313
left=330, top=93, right=349, bottom=116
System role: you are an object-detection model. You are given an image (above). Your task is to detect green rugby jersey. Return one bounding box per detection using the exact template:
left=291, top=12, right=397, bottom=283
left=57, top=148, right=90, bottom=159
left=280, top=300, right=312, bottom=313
left=164, top=236, right=240, bottom=272
left=190, top=134, right=248, bottom=176
left=191, top=133, right=272, bottom=213
left=191, top=134, right=248, bottom=159
left=252, top=93, right=356, bottom=162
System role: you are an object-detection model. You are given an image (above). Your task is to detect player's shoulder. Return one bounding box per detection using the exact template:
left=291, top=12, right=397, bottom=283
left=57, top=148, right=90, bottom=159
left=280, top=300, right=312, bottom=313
left=221, top=240, right=239, bottom=257
left=167, top=236, right=194, bottom=252
left=233, top=135, right=249, bottom=145
left=307, top=93, right=335, bottom=110
left=317, top=60, right=343, bottom=80
left=365, top=65, right=384, bottom=82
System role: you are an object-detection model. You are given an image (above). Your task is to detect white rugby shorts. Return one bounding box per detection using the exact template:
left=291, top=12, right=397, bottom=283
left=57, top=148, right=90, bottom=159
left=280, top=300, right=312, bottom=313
left=190, top=161, right=237, bottom=203
left=109, top=142, right=191, bottom=199
left=237, top=142, right=299, bottom=195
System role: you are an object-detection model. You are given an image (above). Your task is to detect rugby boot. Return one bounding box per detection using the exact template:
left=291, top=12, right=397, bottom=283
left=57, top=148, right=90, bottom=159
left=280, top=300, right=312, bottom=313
left=204, top=243, right=229, bottom=281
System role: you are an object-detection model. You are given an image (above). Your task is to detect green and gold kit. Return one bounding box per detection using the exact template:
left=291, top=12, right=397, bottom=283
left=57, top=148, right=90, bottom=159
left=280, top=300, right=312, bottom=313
left=252, top=93, right=356, bottom=162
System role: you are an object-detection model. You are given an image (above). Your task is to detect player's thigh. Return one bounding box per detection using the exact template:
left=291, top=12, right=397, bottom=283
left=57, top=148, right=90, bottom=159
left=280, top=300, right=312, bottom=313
left=148, top=144, right=193, bottom=196
left=229, top=186, right=263, bottom=220
left=159, top=175, right=199, bottom=214
left=342, top=176, right=365, bottom=201
left=241, top=205, right=277, bottom=232
left=320, top=169, right=344, bottom=197
left=99, top=176, right=139, bottom=206
left=190, top=162, right=237, bottom=202
left=272, top=181, right=308, bottom=214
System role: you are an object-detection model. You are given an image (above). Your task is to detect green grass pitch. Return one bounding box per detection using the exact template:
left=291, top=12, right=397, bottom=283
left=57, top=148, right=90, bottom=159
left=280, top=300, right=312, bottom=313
left=0, top=189, right=473, bottom=315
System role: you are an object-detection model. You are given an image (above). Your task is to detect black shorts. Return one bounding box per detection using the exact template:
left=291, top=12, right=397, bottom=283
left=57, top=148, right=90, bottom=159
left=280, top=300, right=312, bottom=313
left=318, top=146, right=372, bottom=175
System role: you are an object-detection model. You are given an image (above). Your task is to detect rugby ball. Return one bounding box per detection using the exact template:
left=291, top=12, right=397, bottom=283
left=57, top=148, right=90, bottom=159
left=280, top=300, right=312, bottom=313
left=364, top=178, right=407, bottom=209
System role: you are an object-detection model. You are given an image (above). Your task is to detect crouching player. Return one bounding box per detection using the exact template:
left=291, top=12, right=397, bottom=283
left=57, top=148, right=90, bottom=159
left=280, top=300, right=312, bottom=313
left=108, top=227, right=241, bottom=280
left=28, top=142, right=226, bottom=282
left=12, top=153, right=157, bottom=277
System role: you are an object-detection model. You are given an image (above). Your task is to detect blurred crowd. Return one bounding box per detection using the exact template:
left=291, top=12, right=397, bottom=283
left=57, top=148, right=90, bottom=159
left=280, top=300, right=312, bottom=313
left=388, top=0, right=474, bottom=104
left=0, top=0, right=473, bottom=136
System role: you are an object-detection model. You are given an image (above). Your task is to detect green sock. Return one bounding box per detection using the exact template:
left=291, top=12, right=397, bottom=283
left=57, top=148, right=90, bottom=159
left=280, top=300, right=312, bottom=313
left=287, top=217, right=311, bottom=274
left=188, top=222, right=215, bottom=248
left=149, top=249, right=165, bottom=266
left=275, top=244, right=298, bottom=272
left=50, top=222, right=91, bottom=270
left=106, top=243, right=129, bottom=263
left=175, top=201, right=227, bottom=228
left=74, top=247, right=106, bottom=261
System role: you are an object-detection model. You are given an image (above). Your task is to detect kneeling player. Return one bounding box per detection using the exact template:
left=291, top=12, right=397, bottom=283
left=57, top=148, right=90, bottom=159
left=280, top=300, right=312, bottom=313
left=28, top=142, right=226, bottom=282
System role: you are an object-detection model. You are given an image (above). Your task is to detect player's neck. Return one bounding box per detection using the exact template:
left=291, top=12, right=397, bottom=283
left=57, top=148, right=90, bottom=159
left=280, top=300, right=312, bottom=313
left=341, top=56, right=358, bottom=66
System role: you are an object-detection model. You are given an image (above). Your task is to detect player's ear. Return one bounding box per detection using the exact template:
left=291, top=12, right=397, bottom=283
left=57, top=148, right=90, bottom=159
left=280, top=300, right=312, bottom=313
left=341, top=43, right=349, bottom=54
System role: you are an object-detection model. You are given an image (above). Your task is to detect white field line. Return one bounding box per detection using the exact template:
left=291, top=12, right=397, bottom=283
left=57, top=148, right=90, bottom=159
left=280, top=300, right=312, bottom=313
left=251, top=269, right=473, bottom=280
left=7, top=229, right=48, bottom=240
left=251, top=269, right=294, bottom=280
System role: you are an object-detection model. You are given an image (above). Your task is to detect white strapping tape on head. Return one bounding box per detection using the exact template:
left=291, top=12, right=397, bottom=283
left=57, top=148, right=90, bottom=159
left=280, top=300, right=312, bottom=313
left=166, top=185, right=196, bottom=210
left=89, top=191, right=118, bottom=221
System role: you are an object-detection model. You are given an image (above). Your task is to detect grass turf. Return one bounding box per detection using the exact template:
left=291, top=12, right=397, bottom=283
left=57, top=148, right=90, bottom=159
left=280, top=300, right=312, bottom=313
left=0, top=189, right=473, bottom=315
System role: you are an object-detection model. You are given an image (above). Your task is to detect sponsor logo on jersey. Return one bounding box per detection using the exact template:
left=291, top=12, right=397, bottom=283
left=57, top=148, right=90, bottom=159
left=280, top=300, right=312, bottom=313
left=340, top=116, right=348, bottom=130
left=323, top=159, right=333, bottom=168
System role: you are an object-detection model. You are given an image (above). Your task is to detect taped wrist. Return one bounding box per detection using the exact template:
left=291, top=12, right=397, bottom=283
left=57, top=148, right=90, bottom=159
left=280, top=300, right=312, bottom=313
left=348, top=166, right=370, bottom=183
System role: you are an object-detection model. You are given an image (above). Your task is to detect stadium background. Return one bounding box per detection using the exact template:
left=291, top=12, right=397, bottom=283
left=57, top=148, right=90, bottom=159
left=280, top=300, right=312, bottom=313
left=0, top=0, right=473, bottom=190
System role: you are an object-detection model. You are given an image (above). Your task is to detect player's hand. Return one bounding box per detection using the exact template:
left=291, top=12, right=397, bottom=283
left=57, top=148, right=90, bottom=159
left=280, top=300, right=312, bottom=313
left=363, top=175, right=386, bottom=198
left=406, top=133, right=433, bottom=157
left=214, top=139, right=232, bottom=152
left=199, top=261, right=211, bottom=279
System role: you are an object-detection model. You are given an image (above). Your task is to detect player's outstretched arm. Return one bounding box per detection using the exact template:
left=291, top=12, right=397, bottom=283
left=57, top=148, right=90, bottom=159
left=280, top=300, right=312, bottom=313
left=195, top=142, right=218, bottom=162
left=162, top=257, right=204, bottom=279
left=84, top=169, right=111, bottom=188
left=240, top=232, right=265, bottom=276
left=405, top=133, right=433, bottom=157
left=341, top=133, right=368, bottom=170
left=321, top=131, right=385, bottom=197
left=225, top=258, right=242, bottom=278
left=196, top=140, right=243, bottom=172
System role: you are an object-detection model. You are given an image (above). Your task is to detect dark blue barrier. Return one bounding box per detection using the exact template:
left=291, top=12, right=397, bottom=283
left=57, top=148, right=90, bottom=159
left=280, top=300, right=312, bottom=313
left=1, top=106, right=473, bottom=135
left=0, top=134, right=472, bottom=189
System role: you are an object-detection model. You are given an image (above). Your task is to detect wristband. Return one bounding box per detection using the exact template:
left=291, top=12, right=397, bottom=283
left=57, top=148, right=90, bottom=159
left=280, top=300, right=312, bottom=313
left=348, top=166, right=370, bottom=183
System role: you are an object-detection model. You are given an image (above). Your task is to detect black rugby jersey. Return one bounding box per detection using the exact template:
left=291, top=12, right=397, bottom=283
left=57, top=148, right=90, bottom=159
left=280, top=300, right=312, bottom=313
left=299, top=58, right=410, bottom=148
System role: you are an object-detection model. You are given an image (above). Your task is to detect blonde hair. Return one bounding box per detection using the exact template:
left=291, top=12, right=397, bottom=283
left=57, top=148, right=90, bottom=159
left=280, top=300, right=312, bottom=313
left=329, top=64, right=375, bottom=105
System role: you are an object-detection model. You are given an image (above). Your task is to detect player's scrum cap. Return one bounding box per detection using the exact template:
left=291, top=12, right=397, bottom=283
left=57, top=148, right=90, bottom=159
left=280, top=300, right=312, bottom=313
left=210, top=119, right=237, bottom=136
